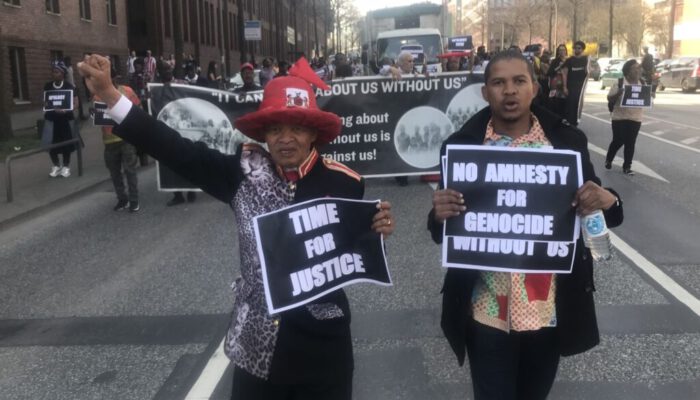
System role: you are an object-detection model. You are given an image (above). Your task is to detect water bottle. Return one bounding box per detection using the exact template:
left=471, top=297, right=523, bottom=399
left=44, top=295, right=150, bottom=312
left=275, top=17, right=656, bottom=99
left=581, top=209, right=612, bottom=261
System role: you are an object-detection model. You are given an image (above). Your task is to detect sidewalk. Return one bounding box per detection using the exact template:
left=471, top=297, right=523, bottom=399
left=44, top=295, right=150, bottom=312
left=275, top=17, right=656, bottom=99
left=0, top=121, right=123, bottom=227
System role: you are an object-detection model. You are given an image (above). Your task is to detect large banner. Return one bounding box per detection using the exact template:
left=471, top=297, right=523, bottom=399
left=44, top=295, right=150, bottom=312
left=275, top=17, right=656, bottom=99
left=443, top=145, right=583, bottom=274
left=253, top=198, right=392, bottom=314
left=147, top=73, right=487, bottom=189
left=148, top=83, right=262, bottom=190
left=317, top=73, right=486, bottom=177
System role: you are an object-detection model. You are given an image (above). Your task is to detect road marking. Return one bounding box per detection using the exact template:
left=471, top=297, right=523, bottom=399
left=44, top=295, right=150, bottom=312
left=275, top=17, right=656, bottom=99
left=582, top=112, right=700, bottom=155
left=593, top=111, right=611, bottom=117
left=651, top=130, right=666, bottom=136
left=642, top=120, right=659, bottom=126
left=587, top=143, right=669, bottom=182
left=185, top=338, right=229, bottom=400
left=680, top=137, right=699, bottom=145
left=642, top=114, right=700, bottom=132
left=611, top=232, right=700, bottom=318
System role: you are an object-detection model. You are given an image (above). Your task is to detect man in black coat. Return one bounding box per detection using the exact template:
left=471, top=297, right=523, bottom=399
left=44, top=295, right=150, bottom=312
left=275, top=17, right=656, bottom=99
left=428, top=50, right=623, bottom=400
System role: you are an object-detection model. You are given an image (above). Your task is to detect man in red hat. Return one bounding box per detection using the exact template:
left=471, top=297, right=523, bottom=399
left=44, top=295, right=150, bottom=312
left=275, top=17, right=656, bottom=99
left=233, top=62, right=262, bottom=93
left=78, top=54, right=394, bottom=400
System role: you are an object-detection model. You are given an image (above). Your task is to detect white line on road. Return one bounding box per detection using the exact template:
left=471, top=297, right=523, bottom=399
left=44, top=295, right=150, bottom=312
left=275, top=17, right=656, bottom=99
left=642, top=120, right=659, bottom=126
left=651, top=130, right=666, bottom=136
left=611, top=232, right=700, bottom=318
left=185, top=338, right=230, bottom=400
left=593, top=111, right=611, bottom=117
left=680, top=137, right=699, bottom=145
left=587, top=143, right=669, bottom=182
left=582, top=112, right=700, bottom=155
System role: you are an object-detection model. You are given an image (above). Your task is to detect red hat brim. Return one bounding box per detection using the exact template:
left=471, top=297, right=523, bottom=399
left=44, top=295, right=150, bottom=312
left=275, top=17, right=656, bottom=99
left=234, top=107, right=341, bottom=146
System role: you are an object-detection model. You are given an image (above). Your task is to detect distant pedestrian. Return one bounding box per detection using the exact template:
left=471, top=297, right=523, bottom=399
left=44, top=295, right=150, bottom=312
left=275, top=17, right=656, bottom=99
left=96, top=68, right=141, bottom=212
left=605, top=59, right=648, bottom=176
left=144, top=50, right=157, bottom=83
left=233, top=63, right=262, bottom=93
left=127, top=50, right=137, bottom=79
left=641, top=46, right=655, bottom=91
left=207, top=61, right=222, bottom=89
left=547, top=44, right=569, bottom=119
left=184, top=64, right=209, bottom=87
left=563, top=41, right=589, bottom=126
left=129, top=57, right=146, bottom=107
left=275, top=60, right=289, bottom=78
left=259, top=58, right=275, bottom=87
left=43, top=61, right=79, bottom=178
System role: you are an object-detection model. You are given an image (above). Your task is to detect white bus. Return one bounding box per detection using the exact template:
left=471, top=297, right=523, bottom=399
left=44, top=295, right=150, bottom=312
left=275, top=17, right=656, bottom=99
left=376, top=28, right=443, bottom=74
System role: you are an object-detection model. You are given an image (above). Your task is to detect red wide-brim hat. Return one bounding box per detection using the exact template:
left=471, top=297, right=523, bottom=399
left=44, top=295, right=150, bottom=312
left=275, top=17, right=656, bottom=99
left=235, top=58, right=341, bottom=146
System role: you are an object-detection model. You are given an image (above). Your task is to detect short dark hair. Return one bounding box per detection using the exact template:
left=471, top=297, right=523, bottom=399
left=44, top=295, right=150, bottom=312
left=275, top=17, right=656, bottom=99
left=574, top=40, right=586, bottom=50
left=484, top=50, right=536, bottom=83
left=622, top=59, right=638, bottom=77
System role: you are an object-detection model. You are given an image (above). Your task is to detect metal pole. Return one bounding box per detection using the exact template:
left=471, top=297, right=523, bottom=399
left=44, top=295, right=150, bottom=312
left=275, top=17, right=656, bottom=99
left=553, top=0, right=558, bottom=48
left=609, top=0, right=613, bottom=57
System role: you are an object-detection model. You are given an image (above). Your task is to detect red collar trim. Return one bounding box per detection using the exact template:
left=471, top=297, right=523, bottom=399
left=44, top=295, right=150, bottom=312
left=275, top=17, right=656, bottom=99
left=276, top=148, right=319, bottom=182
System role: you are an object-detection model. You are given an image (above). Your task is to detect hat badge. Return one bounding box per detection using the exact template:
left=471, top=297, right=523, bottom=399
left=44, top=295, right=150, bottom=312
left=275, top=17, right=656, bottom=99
left=285, top=88, right=310, bottom=108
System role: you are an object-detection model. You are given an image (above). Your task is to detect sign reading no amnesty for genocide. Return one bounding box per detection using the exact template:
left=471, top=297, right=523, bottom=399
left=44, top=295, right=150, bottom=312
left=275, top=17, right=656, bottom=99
left=620, top=84, right=652, bottom=108
left=254, top=198, right=392, bottom=314
left=43, top=89, right=74, bottom=111
left=443, top=145, right=583, bottom=274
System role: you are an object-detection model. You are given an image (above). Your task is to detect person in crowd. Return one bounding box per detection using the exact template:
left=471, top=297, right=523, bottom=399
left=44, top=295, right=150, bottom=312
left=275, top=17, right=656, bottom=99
left=207, top=61, right=222, bottom=89
left=444, top=55, right=462, bottom=72
left=641, top=46, right=656, bottom=92
left=332, top=53, right=353, bottom=79
left=78, top=53, right=394, bottom=400
left=476, top=45, right=489, bottom=61
left=314, top=57, right=331, bottom=82
left=144, top=50, right=157, bottom=83
left=43, top=61, right=79, bottom=178
left=428, top=50, right=624, bottom=400
left=62, top=56, right=86, bottom=120
left=380, top=50, right=418, bottom=186
left=129, top=57, right=147, bottom=107
left=547, top=44, right=569, bottom=119
left=184, top=64, right=209, bottom=87
left=275, top=60, right=290, bottom=78
left=233, top=63, right=262, bottom=93
left=127, top=50, right=137, bottom=79
left=538, top=51, right=552, bottom=104
left=351, top=58, right=363, bottom=77
left=96, top=67, right=141, bottom=212
left=563, top=41, right=589, bottom=126
left=259, top=58, right=275, bottom=87
left=605, top=59, right=648, bottom=176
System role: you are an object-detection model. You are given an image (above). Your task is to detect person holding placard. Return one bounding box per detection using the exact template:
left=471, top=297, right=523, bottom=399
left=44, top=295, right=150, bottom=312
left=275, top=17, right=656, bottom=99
left=43, top=61, right=79, bottom=178
left=605, top=59, right=646, bottom=176
left=78, top=54, right=394, bottom=400
left=428, top=50, right=623, bottom=400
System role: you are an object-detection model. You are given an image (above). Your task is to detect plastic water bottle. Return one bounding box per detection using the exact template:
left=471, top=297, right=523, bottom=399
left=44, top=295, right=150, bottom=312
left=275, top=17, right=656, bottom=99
left=581, top=210, right=612, bottom=261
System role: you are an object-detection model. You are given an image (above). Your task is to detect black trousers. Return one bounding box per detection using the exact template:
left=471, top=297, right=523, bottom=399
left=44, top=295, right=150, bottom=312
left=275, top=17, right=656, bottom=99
left=465, top=321, right=560, bottom=400
left=49, top=149, right=71, bottom=167
left=564, top=85, right=585, bottom=126
left=606, top=120, right=642, bottom=170
left=231, top=366, right=352, bottom=400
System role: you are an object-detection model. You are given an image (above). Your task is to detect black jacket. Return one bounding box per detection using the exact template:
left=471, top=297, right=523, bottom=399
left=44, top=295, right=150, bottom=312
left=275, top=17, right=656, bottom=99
left=428, top=105, right=623, bottom=365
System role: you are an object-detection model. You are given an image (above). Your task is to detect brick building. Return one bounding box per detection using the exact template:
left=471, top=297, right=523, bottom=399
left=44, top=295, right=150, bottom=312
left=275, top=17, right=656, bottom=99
left=127, top=0, right=332, bottom=78
left=1, top=0, right=128, bottom=131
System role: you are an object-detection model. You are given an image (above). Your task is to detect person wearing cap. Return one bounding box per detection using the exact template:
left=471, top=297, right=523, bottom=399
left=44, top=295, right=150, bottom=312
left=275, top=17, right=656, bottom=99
left=233, top=63, right=262, bottom=93
left=78, top=54, right=395, bottom=399
left=43, top=61, right=79, bottom=178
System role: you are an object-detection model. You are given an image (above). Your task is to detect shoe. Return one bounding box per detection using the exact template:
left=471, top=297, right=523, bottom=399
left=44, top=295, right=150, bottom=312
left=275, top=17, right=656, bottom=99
left=166, top=194, right=185, bottom=206
left=59, top=167, right=71, bottom=177
left=623, top=168, right=635, bottom=176
left=187, top=192, right=197, bottom=202
left=49, top=166, right=61, bottom=177
left=128, top=201, right=140, bottom=212
left=604, top=161, right=612, bottom=170
left=113, top=199, right=128, bottom=211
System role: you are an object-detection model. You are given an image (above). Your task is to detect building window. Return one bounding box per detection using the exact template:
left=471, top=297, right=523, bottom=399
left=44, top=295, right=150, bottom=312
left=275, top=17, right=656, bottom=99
left=45, top=0, right=59, bottom=14
left=106, top=0, right=117, bottom=25
left=79, top=0, right=91, bottom=20
left=164, top=0, right=172, bottom=37
left=9, top=47, right=29, bottom=101
left=183, top=1, right=189, bottom=42
left=199, top=0, right=205, bottom=45
left=3, top=0, right=21, bottom=6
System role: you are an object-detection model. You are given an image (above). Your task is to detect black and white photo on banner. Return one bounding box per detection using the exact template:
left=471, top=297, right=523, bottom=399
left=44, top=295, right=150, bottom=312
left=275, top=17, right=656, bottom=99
left=43, top=89, right=74, bottom=112
left=253, top=198, right=392, bottom=314
left=146, top=72, right=487, bottom=190
left=442, top=145, right=583, bottom=274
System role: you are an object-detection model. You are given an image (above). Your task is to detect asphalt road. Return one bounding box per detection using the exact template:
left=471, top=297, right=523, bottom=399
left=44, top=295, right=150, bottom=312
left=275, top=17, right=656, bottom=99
left=1, top=81, right=699, bottom=400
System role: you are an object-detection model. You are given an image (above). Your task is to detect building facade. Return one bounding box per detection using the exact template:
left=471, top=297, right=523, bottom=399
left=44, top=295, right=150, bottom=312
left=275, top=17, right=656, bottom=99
left=1, top=0, right=128, bottom=130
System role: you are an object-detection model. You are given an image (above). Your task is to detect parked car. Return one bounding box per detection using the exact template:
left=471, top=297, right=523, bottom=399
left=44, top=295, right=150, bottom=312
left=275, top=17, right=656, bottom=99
left=600, top=63, right=624, bottom=90
left=653, top=59, right=673, bottom=89
left=658, top=56, right=700, bottom=93
left=228, top=69, right=262, bottom=90
left=595, top=57, right=625, bottom=76
left=589, top=59, right=601, bottom=80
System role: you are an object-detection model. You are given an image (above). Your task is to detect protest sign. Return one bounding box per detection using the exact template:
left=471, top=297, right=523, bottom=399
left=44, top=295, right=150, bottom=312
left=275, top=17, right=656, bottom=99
left=43, top=89, right=74, bottom=111
left=148, top=83, right=262, bottom=190
left=620, top=84, right=652, bottom=108
left=316, top=73, right=486, bottom=177
left=93, top=101, right=116, bottom=126
left=443, top=145, right=583, bottom=273
left=254, top=198, right=392, bottom=314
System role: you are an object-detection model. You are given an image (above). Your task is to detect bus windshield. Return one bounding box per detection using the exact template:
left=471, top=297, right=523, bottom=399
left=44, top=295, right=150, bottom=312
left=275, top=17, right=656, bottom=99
left=377, top=34, right=442, bottom=65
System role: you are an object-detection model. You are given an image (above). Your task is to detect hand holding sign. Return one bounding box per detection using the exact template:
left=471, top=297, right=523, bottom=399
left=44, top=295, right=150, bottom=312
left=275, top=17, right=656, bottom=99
left=432, top=188, right=466, bottom=224
left=572, top=181, right=617, bottom=216
left=371, top=201, right=395, bottom=237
